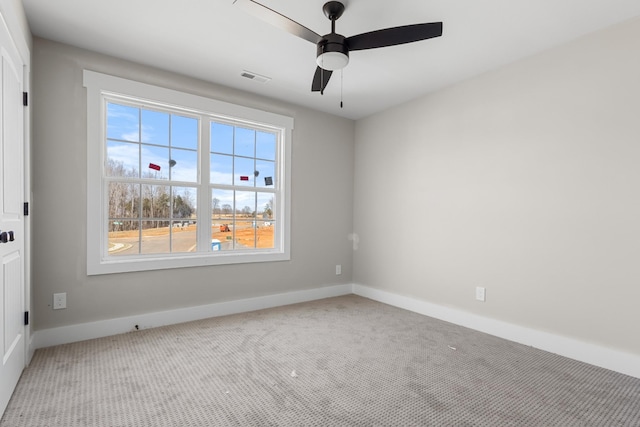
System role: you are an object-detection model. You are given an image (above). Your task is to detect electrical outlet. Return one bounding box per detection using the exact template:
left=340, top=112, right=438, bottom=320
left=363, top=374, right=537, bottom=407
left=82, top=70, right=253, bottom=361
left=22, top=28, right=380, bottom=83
left=53, top=293, right=67, bottom=310
left=336, top=264, right=342, bottom=275
left=475, top=287, right=486, bottom=302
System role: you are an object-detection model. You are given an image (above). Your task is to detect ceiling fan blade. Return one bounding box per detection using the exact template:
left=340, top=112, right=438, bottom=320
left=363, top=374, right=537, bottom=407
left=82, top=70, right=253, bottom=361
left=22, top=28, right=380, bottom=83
left=234, top=0, right=322, bottom=44
left=346, top=22, right=443, bottom=51
left=312, top=67, right=333, bottom=93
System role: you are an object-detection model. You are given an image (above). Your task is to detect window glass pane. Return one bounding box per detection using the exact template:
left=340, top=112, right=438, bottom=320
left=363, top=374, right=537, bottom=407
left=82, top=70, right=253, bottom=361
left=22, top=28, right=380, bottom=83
left=107, top=141, right=139, bottom=177
left=141, top=221, right=171, bottom=254
left=235, top=127, right=255, bottom=157
left=170, top=148, right=197, bottom=183
left=108, top=220, right=140, bottom=256
left=107, top=103, right=139, bottom=142
left=255, top=194, right=275, bottom=249
left=236, top=191, right=256, bottom=219
left=172, top=187, right=197, bottom=220
left=234, top=156, right=255, bottom=186
left=256, top=131, right=276, bottom=160
left=235, top=219, right=257, bottom=249
left=172, top=115, right=198, bottom=150
left=210, top=154, right=233, bottom=185
left=211, top=189, right=234, bottom=251
left=211, top=122, right=233, bottom=154
left=142, top=185, right=170, bottom=218
left=235, top=191, right=256, bottom=249
left=215, top=190, right=235, bottom=218
left=255, top=160, right=275, bottom=188
left=256, top=193, right=274, bottom=221
left=108, top=182, right=139, bottom=219
left=171, top=220, right=197, bottom=253
left=212, top=189, right=233, bottom=220
left=141, top=109, right=169, bottom=146
left=141, top=145, right=170, bottom=179
left=255, top=220, right=274, bottom=249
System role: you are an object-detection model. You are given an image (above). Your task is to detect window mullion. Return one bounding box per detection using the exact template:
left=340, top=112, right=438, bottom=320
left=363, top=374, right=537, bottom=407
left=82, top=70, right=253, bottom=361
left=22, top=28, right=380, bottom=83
left=197, top=119, right=211, bottom=252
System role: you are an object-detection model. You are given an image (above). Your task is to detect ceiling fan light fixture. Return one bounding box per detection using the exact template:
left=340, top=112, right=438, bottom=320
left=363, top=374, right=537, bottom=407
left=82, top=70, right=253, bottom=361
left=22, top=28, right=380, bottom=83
left=316, top=51, right=349, bottom=70
left=316, top=33, right=349, bottom=71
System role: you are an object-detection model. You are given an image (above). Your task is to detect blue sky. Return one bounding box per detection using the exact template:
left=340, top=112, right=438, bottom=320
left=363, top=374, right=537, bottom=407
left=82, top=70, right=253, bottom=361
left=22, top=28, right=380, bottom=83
left=107, top=103, right=198, bottom=182
left=107, top=102, right=277, bottom=215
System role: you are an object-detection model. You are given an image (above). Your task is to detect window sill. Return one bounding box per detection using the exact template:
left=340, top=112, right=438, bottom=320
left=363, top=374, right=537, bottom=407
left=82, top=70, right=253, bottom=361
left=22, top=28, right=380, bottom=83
left=87, top=249, right=290, bottom=275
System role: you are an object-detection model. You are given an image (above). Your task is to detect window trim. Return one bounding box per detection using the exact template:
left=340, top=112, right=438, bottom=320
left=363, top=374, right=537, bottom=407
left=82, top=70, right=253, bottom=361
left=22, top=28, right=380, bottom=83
left=84, top=70, right=292, bottom=275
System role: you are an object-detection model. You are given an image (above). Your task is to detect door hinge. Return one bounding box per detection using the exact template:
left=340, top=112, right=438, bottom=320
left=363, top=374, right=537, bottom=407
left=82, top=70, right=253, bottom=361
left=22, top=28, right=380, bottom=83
left=24, top=311, right=29, bottom=326
left=24, top=202, right=29, bottom=216
left=23, top=92, right=28, bottom=106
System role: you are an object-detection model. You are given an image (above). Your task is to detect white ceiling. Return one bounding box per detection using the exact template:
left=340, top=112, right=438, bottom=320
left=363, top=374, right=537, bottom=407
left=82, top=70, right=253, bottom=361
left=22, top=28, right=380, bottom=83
left=21, top=0, right=640, bottom=120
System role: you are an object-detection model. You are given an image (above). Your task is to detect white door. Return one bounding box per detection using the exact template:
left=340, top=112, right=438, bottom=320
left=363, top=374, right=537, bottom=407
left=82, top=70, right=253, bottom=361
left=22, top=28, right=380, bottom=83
left=0, top=14, right=25, bottom=416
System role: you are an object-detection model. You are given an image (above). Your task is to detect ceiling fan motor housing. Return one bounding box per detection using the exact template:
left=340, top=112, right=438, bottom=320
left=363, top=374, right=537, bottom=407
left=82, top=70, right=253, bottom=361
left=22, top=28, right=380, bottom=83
left=317, top=33, right=349, bottom=70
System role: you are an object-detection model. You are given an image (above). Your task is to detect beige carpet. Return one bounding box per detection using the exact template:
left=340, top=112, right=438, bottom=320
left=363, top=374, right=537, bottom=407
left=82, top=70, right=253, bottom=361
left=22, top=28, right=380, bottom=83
left=2, top=295, right=639, bottom=426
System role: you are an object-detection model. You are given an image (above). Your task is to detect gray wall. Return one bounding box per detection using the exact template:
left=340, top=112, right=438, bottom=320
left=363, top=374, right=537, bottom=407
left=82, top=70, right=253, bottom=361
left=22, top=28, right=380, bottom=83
left=353, top=17, right=640, bottom=356
left=31, top=38, right=354, bottom=330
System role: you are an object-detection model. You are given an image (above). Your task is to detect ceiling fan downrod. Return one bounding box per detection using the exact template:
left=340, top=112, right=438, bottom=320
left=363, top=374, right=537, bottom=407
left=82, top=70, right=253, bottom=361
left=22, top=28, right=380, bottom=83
left=317, top=2, right=349, bottom=72
left=323, top=1, right=345, bottom=32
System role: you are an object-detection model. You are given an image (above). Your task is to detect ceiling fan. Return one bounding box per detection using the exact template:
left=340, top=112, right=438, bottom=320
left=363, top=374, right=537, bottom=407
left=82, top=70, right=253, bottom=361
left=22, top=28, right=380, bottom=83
left=234, top=0, right=443, bottom=94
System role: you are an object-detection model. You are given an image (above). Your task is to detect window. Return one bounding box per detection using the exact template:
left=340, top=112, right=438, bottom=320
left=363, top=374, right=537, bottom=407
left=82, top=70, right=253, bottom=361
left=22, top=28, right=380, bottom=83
left=84, top=70, right=292, bottom=275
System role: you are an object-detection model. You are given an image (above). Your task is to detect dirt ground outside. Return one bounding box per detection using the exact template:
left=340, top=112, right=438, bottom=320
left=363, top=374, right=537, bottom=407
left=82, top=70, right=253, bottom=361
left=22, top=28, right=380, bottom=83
left=213, top=223, right=274, bottom=248
left=108, top=223, right=274, bottom=250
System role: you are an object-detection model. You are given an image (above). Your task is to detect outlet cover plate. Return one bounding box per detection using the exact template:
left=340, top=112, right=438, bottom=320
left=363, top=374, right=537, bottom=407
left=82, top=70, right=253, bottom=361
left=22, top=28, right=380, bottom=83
left=53, top=293, right=67, bottom=310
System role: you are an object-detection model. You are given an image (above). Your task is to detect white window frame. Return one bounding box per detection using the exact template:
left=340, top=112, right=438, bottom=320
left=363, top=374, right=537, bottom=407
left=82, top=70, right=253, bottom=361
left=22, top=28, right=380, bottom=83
left=84, top=70, right=292, bottom=275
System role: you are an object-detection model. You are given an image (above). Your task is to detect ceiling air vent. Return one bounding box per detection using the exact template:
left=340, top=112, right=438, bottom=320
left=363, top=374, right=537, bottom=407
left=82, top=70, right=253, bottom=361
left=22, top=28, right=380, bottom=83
left=240, top=70, right=271, bottom=84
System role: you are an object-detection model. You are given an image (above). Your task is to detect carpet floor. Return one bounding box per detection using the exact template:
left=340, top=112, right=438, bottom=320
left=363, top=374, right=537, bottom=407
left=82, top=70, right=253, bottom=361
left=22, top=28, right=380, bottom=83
left=1, top=295, right=639, bottom=426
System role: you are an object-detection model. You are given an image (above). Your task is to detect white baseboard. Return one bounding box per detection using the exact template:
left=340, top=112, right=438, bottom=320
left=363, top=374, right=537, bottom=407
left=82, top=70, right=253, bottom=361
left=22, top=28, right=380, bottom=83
left=27, top=334, right=36, bottom=364
left=352, top=284, right=640, bottom=379
left=32, top=284, right=352, bottom=350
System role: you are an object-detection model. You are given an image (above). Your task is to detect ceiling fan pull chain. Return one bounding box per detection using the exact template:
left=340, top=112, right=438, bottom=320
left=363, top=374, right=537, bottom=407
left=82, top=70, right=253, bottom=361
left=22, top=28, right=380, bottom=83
left=340, top=69, right=343, bottom=108
left=321, top=50, right=325, bottom=95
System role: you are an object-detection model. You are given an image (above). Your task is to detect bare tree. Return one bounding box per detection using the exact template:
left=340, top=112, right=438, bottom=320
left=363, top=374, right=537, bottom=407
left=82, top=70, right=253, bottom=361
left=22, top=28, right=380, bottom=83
left=212, top=197, right=221, bottom=218
left=107, top=159, right=138, bottom=231
left=263, top=197, right=273, bottom=219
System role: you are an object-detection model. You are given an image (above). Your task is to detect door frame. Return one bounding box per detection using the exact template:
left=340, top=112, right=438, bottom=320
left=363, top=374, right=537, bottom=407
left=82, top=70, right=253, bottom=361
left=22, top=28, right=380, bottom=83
left=0, top=0, right=32, bottom=376
left=22, top=42, right=32, bottom=366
